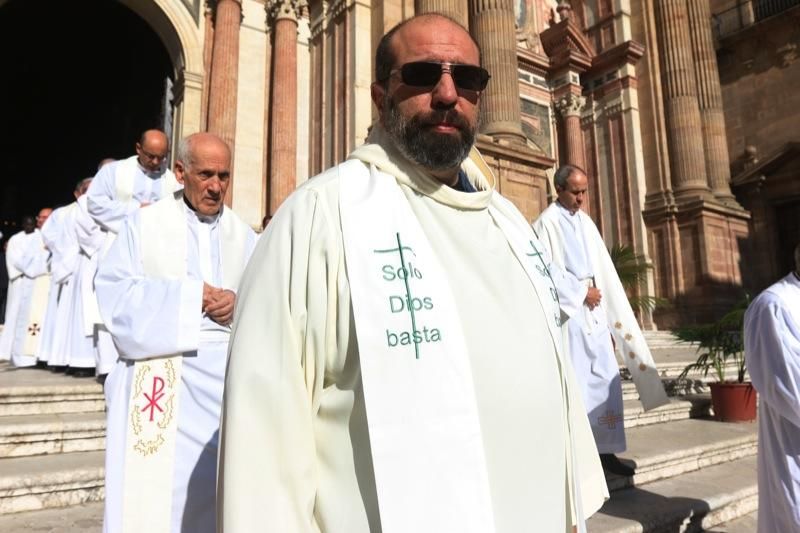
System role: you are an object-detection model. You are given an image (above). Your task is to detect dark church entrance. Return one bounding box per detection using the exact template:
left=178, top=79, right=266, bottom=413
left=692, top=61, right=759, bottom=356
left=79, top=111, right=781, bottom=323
left=0, top=0, right=173, bottom=238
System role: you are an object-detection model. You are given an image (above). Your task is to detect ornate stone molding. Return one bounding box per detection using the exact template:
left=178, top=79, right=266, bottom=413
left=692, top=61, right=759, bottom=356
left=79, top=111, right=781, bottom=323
left=555, top=93, right=586, bottom=118
left=268, top=0, right=304, bottom=24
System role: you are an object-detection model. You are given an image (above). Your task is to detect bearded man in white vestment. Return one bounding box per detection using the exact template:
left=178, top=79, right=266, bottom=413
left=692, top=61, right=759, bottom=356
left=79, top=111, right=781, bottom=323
left=745, top=244, right=800, bottom=533
left=96, top=133, right=256, bottom=533
left=533, top=165, right=668, bottom=477
left=219, top=14, right=607, bottom=533
left=10, top=209, right=52, bottom=367
left=87, top=130, right=180, bottom=377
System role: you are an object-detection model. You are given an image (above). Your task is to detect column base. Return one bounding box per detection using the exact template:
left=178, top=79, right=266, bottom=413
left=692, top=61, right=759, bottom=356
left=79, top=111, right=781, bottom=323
left=643, top=198, right=751, bottom=328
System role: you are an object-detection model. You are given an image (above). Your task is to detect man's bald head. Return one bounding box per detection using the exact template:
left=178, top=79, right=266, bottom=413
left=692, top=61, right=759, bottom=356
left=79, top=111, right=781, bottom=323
left=136, top=129, right=170, bottom=173
left=97, top=158, right=116, bottom=170
left=175, top=133, right=232, bottom=217
left=22, top=215, right=36, bottom=233
left=139, top=129, right=169, bottom=148
left=35, top=208, right=52, bottom=229
left=75, top=177, right=93, bottom=198
left=374, top=13, right=482, bottom=87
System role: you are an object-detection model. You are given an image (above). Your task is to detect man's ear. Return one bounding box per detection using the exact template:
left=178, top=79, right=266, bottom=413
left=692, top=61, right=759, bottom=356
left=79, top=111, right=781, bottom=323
left=174, top=160, right=186, bottom=185
left=371, top=82, right=386, bottom=116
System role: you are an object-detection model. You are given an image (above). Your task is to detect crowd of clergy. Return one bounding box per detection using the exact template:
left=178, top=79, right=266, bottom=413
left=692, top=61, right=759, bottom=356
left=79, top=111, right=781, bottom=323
left=0, top=12, right=798, bottom=533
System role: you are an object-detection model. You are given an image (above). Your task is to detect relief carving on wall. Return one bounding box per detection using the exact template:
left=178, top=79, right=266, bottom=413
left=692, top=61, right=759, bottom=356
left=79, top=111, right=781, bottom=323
left=515, top=0, right=558, bottom=54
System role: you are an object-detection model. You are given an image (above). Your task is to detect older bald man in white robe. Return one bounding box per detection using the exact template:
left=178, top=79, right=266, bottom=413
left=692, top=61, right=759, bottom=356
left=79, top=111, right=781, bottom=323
left=96, top=133, right=255, bottom=533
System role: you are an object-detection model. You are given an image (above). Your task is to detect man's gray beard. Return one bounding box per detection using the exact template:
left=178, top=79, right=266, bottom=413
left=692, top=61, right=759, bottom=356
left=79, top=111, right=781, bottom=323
left=384, top=97, right=476, bottom=171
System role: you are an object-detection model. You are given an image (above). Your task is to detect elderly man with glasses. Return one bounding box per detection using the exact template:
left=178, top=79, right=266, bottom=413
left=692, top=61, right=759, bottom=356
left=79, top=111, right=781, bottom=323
left=219, top=13, right=607, bottom=533
left=84, top=129, right=181, bottom=379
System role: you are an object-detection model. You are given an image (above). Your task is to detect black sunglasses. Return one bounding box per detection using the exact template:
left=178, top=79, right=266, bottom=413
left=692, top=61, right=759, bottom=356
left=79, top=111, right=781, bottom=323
left=384, top=61, right=491, bottom=92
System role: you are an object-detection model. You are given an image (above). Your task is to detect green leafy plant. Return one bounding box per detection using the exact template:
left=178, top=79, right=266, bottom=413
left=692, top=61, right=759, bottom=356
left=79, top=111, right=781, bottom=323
left=675, top=296, right=750, bottom=383
left=608, top=244, right=669, bottom=314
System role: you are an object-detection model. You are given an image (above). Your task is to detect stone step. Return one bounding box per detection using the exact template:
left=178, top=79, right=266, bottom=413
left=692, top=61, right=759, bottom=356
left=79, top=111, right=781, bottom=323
left=705, top=510, right=758, bottom=532
left=642, top=330, right=693, bottom=350
left=587, top=455, right=758, bottom=532
left=0, top=500, right=103, bottom=532
left=0, top=451, right=104, bottom=515
left=0, top=365, right=104, bottom=417
left=605, top=418, right=758, bottom=492
left=0, top=413, right=106, bottom=458
left=622, top=371, right=749, bottom=401
left=623, top=396, right=712, bottom=428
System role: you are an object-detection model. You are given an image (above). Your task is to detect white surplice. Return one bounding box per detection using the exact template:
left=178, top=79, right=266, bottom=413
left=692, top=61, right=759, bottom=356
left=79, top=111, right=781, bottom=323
left=37, top=207, right=68, bottom=364
left=745, top=272, right=800, bottom=533
left=534, top=202, right=626, bottom=453
left=0, top=231, right=27, bottom=360
left=10, top=230, right=50, bottom=367
left=87, top=156, right=180, bottom=377
left=96, top=194, right=255, bottom=533
left=42, top=203, right=83, bottom=368
left=66, top=195, right=108, bottom=373
left=218, top=126, right=608, bottom=533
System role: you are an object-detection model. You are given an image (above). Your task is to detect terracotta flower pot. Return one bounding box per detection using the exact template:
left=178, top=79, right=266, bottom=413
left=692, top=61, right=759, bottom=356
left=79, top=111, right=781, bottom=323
left=709, top=381, right=757, bottom=422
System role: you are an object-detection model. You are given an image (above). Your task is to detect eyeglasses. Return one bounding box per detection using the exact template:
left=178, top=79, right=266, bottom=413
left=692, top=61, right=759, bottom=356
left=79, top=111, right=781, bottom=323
left=383, top=61, right=491, bottom=92
left=137, top=145, right=168, bottom=162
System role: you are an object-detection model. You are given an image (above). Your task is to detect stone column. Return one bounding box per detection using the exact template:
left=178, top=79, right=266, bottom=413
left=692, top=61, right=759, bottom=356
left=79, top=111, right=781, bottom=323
left=470, top=0, right=527, bottom=144
left=555, top=93, right=586, bottom=170
left=687, top=0, right=736, bottom=201
left=415, top=0, right=469, bottom=28
left=267, top=0, right=300, bottom=216
left=207, top=0, right=241, bottom=158
left=654, top=0, right=710, bottom=199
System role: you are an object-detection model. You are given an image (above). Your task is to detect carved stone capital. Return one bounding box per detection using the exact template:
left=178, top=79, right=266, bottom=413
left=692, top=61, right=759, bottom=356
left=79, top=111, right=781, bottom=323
left=555, top=93, right=586, bottom=117
left=268, top=0, right=304, bottom=24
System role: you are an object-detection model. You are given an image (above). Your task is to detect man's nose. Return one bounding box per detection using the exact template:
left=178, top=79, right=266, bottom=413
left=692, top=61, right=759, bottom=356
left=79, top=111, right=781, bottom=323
left=431, top=71, right=458, bottom=108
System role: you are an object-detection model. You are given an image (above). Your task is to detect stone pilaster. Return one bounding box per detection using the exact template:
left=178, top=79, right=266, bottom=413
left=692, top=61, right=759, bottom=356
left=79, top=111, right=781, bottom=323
left=200, top=4, right=215, bottom=131
left=207, top=0, right=241, bottom=172
left=414, top=0, right=469, bottom=29
left=267, top=0, right=300, bottom=216
left=470, top=0, right=527, bottom=144
left=555, top=93, right=586, bottom=170
left=654, top=0, right=710, bottom=200
left=687, top=0, right=736, bottom=202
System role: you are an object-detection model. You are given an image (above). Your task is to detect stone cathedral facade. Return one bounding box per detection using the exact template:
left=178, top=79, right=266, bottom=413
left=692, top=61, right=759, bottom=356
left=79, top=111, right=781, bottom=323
left=70, top=0, right=797, bottom=326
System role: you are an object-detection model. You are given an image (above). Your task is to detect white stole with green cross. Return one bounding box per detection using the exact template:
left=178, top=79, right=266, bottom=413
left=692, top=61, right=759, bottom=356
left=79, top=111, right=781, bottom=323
left=339, top=158, right=581, bottom=532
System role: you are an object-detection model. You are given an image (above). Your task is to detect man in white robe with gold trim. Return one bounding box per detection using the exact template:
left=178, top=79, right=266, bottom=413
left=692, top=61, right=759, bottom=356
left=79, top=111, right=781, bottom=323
left=745, top=244, right=800, bottom=533
left=96, top=133, right=256, bottom=533
left=219, top=14, right=607, bottom=533
left=87, top=130, right=180, bottom=377
left=10, top=209, right=52, bottom=367
left=533, top=164, right=669, bottom=476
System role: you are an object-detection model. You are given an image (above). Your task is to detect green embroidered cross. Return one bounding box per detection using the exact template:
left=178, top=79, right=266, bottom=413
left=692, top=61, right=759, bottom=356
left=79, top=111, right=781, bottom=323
left=526, top=240, right=562, bottom=327
left=373, top=233, right=421, bottom=359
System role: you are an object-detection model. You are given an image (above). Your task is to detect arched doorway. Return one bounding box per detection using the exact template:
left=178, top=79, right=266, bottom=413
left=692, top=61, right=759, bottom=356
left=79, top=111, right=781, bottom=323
left=0, top=0, right=174, bottom=232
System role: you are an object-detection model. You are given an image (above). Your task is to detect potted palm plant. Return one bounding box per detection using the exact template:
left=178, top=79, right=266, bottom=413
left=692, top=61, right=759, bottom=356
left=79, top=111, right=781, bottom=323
left=676, top=296, right=756, bottom=422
